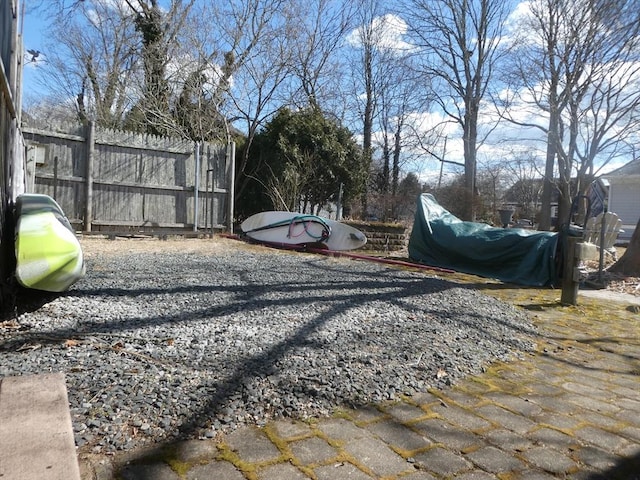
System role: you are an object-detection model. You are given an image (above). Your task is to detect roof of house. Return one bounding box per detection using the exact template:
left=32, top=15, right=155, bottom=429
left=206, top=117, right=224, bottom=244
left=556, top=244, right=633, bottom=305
left=603, top=158, right=640, bottom=177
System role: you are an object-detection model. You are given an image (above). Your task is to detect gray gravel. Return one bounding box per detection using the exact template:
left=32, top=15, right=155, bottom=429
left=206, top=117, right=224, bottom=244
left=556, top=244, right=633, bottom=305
left=0, top=241, right=537, bottom=454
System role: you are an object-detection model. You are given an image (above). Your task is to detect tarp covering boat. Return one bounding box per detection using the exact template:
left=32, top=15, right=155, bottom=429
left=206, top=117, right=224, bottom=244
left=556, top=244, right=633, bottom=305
left=408, top=194, right=559, bottom=286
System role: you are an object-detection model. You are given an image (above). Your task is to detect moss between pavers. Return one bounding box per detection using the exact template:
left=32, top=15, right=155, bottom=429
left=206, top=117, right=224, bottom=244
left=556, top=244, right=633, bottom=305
left=165, top=458, right=190, bottom=477
left=215, top=443, right=260, bottom=480
left=109, top=442, right=196, bottom=480
left=335, top=405, right=387, bottom=427
left=270, top=418, right=368, bottom=476
left=262, top=424, right=322, bottom=478
left=263, top=422, right=344, bottom=476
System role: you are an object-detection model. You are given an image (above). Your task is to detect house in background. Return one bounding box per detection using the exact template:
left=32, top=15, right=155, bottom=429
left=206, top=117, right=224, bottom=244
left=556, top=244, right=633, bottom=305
left=602, top=158, right=640, bottom=242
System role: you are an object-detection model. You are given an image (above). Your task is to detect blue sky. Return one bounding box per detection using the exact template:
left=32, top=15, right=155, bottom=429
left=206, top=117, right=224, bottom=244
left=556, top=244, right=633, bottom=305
left=16, top=0, right=633, bottom=179
left=20, top=4, right=49, bottom=99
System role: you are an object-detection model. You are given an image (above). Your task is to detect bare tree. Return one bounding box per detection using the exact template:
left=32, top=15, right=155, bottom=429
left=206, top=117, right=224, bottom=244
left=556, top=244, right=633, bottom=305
left=32, top=0, right=138, bottom=127
left=376, top=48, right=415, bottom=192
left=185, top=0, right=300, bottom=203
left=346, top=3, right=427, bottom=218
left=345, top=0, right=397, bottom=217
left=503, top=0, right=640, bottom=229
left=570, top=36, right=640, bottom=188
left=374, top=51, right=430, bottom=219
left=285, top=0, right=355, bottom=112
left=231, top=0, right=357, bottom=204
left=554, top=0, right=640, bottom=227
left=404, top=0, right=511, bottom=220
left=503, top=150, right=545, bottom=221
left=31, top=0, right=202, bottom=134
left=121, top=0, right=197, bottom=135
left=30, top=0, right=302, bottom=145
left=609, top=217, right=640, bottom=276
left=527, top=0, right=567, bottom=230
left=475, top=159, right=507, bottom=222
left=227, top=21, right=296, bottom=201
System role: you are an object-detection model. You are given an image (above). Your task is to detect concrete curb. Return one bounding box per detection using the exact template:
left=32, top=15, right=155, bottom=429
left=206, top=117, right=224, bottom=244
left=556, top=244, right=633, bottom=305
left=0, top=372, right=81, bottom=480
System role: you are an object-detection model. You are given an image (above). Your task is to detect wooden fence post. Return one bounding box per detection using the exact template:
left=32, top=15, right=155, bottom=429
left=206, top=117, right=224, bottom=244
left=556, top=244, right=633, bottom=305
left=227, top=141, right=235, bottom=234
left=193, top=141, right=200, bottom=232
left=560, top=236, right=579, bottom=305
left=53, top=156, right=58, bottom=200
left=84, top=121, right=94, bottom=232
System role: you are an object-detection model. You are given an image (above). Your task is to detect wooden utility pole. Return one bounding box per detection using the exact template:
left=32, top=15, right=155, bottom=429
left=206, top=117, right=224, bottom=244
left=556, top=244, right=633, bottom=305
left=560, top=236, right=579, bottom=305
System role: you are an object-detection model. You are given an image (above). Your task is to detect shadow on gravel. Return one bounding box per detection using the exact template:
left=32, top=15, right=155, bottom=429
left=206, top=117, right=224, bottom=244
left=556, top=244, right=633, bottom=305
left=1, top=286, right=60, bottom=318
left=11, top=249, right=629, bottom=477
left=1, top=260, right=536, bottom=353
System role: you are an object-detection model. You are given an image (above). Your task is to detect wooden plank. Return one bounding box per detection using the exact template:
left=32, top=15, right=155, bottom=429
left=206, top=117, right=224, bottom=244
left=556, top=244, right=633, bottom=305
left=36, top=174, right=201, bottom=192
left=144, top=190, right=178, bottom=223
left=92, top=220, right=193, bottom=228
left=21, top=126, right=84, bottom=141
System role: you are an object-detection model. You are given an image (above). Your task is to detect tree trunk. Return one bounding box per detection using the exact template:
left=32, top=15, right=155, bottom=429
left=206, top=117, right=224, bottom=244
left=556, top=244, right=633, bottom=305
left=556, top=179, right=572, bottom=229
left=609, top=218, right=640, bottom=276
left=361, top=37, right=374, bottom=218
left=463, top=104, right=478, bottom=221
left=540, top=105, right=559, bottom=231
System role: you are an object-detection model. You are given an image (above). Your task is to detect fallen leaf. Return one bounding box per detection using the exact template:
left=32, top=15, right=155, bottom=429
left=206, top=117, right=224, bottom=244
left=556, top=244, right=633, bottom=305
left=0, top=320, right=21, bottom=330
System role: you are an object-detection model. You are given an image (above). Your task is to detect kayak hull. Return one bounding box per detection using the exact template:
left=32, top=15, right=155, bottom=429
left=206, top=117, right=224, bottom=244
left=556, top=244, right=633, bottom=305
left=15, top=194, right=85, bottom=292
left=241, top=212, right=367, bottom=251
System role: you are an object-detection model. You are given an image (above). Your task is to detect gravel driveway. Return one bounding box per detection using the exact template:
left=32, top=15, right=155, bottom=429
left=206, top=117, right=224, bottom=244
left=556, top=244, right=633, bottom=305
left=0, top=237, right=536, bottom=454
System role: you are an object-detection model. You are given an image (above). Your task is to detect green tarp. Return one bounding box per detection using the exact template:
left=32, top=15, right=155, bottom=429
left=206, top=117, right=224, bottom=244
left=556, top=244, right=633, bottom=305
left=408, top=194, right=559, bottom=286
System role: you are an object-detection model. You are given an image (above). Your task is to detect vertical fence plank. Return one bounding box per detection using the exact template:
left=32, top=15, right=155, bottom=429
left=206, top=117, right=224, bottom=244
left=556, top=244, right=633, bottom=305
left=85, top=121, right=94, bottom=232
left=227, top=142, right=235, bottom=233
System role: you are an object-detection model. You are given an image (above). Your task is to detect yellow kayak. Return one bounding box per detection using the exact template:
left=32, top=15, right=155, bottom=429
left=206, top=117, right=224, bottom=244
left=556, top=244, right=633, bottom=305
left=15, top=194, right=85, bottom=292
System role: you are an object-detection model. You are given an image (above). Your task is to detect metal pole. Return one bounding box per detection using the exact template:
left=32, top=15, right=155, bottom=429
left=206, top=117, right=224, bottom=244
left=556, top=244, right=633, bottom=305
left=84, top=121, right=94, bottom=233
left=204, top=167, right=209, bottom=232
left=193, top=142, right=200, bottom=232
left=437, top=137, right=447, bottom=191
left=207, top=169, right=215, bottom=236
left=227, top=142, right=236, bottom=234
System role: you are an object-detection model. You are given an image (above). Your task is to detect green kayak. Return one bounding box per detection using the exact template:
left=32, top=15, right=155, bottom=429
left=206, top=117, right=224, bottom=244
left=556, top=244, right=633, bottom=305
left=15, top=194, right=85, bottom=292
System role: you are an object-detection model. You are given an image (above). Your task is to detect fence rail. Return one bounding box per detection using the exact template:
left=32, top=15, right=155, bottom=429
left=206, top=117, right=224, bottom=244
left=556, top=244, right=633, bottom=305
left=22, top=120, right=234, bottom=233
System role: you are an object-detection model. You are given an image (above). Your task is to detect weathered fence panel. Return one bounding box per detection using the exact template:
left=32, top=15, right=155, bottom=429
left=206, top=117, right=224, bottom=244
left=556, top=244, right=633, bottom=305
left=22, top=120, right=233, bottom=233
left=2, top=0, right=29, bottom=307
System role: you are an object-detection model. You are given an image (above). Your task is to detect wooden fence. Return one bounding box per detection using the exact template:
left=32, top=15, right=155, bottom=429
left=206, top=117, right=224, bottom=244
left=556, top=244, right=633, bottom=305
left=21, top=120, right=234, bottom=233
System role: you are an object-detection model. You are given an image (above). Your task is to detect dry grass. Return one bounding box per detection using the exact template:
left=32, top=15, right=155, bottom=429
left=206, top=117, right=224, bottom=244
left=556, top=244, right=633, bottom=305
left=79, top=235, right=252, bottom=257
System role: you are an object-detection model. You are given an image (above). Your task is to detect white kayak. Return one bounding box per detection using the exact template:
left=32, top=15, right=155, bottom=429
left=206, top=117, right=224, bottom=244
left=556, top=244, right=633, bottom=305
left=240, top=211, right=367, bottom=251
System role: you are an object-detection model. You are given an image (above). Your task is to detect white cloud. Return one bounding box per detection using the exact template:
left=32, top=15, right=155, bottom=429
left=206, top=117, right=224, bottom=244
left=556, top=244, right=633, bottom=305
left=503, top=1, right=534, bottom=34
left=347, top=14, right=414, bottom=53
left=164, top=53, right=233, bottom=99
left=85, top=0, right=135, bottom=26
